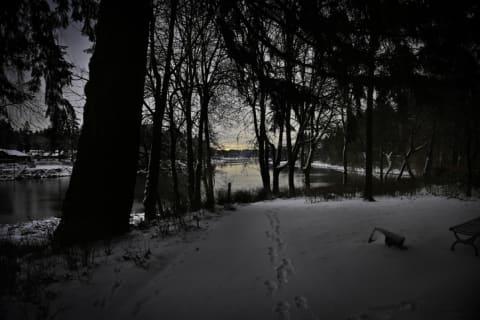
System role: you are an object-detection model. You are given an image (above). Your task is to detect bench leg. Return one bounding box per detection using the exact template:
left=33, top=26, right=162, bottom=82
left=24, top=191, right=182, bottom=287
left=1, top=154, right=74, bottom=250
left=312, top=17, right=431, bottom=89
left=451, top=232, right=479, bottom=256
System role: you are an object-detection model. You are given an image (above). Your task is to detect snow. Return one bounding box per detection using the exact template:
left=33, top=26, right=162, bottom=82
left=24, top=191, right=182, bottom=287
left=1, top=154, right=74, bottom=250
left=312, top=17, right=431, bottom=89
left=213, top=157, right=253, bottom=164
left=0, top=148, right=29, bottom=157
left=311, top=161, right=403, bottom=177
left=2, top=196, right=480, bottom=319
left=0, top=217, right=60, bottom=243
left=20, top=164, right=72, bottom=179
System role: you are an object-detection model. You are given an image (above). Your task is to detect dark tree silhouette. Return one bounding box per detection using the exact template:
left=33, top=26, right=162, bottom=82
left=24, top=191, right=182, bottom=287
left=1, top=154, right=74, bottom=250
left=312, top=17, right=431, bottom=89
left=56, top=0, right=150, bottom=242
left=144, top=0, right=179, bottom=220
left=0, top=0, right=97, bottom=143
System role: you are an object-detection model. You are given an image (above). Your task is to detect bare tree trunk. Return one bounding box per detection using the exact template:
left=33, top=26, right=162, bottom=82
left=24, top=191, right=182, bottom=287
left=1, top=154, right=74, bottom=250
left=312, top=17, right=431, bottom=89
left=204, top=112, right=215, bottom=210
left=286, top=105, right=295, bottom=197
left=272, top=123, right=284, bottom=194
left=397, top=132, right=427, bottom=182
left=144, top=0, right=178, bottom=221
left=342, top=135, right=349, bottom=186
left=193, top=92, right=209, bottom=210
left=422, top=122, right=436, bottom=179
left=183, top=32, right=195, bottom=208
left=304, top=162, right=311, bottom=191
left=258, top=89, right=271, bottom=195
left=397, top=157, right=407, bottom=180
left=379, top=147, right=384, bottom=183
left=341, top=85, right=350, bottom=186
left=184, top=87, right=195, bottom=206
left=406, top=161, right=416, bottom=179
left=466, top=107, right=473, bottom=197
left=364, top=44, right=375, bottom=201
left=384, top=152, right=393, bottom=179
left=58, top=0, right=150, bottom=242
left=168, top=100, right=180, bottom=213
left=251, top=87, right=271, bottom=196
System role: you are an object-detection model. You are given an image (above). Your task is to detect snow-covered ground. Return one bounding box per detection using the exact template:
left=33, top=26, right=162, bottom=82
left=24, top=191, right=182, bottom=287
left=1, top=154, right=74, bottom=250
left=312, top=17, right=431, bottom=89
left=0, top=217, right=60, bottom=243
left=2, top=196, right=480, bottom=320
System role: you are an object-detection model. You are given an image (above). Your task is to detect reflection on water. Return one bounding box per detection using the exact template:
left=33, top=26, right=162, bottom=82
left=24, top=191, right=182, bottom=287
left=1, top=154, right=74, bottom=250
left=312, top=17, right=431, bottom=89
left=0, top=162, right=345, bottom=224
left=0, top=177, right=69, bottom=224
left=214, top=162, right=331, bottom=191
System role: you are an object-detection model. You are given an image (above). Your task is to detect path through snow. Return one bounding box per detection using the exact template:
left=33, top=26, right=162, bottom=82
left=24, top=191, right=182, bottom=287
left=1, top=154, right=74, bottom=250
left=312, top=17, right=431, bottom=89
left=24, top=197, right=480, bottom=319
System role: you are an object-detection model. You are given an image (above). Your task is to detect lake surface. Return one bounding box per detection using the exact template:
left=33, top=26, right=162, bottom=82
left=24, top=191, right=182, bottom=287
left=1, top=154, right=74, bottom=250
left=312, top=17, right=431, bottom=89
left=0, top=162, right=355, bottom=224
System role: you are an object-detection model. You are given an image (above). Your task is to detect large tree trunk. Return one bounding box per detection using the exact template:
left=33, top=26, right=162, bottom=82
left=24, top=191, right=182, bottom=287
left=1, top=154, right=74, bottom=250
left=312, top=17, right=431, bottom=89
left=144, top=0, right=178, bottom=221
left=57, top=0, right=150, bottom=242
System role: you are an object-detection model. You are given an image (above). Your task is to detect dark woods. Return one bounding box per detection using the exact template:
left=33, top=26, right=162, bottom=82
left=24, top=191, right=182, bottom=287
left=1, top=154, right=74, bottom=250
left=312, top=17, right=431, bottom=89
left=1, top=0, right=479, bottom=242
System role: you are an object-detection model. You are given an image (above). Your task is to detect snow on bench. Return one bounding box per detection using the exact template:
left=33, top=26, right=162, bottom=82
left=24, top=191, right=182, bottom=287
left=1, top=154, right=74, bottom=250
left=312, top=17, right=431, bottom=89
left=449, top=217, right=480, bottom=256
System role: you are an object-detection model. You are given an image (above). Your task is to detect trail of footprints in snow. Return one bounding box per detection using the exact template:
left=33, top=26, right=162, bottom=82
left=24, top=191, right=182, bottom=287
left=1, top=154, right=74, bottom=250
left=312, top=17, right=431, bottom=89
left=264, top=210, right=318, bottom=320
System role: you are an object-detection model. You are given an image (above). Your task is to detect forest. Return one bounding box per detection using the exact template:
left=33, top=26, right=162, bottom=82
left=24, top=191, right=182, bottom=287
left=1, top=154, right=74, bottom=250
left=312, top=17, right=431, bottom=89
left=1, top=1, right=480, bottom=318
left=0, top=0, right=480, bottom=320
left=1, top=0, right=479, bottom=241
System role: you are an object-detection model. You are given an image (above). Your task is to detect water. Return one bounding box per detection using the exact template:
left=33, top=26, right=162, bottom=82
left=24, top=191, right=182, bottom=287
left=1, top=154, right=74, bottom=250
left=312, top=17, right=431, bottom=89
left=0, top=177, right=70, bottom=224
left=0, top=161, right=380, bottom=224
left=214, top=162, right=331, bottom=191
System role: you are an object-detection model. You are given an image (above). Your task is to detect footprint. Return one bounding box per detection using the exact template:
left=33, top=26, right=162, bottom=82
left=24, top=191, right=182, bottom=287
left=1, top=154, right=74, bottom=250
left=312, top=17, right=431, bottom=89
left=264, top=280, right=278, bottom=296
left=399, top=301, right=415, bottom=311
left=93, top=296, right=106, bottom=309
left=275, top=225, right=281, bottom=235
left=346, top=313, right=370, bottom=320
left=294, top=296, right=320, bottom=320
left=276, top=265, right=289, bottom=286
left=267, top=246, right=278, bottom=263
left=369, top=300, right=416, bottom=312
left=132, top=297, right=149, bottom=317
left=275, top=237, right=285, bottom=250
left=110, top=280, right=121, bottom=296
left=294, top=295, right=309, bottom=309
left=274, top=258, right=295, bottom=286
left=274, top=301, right=291, bottom=320
left=281, top=258, right=295, bottom=275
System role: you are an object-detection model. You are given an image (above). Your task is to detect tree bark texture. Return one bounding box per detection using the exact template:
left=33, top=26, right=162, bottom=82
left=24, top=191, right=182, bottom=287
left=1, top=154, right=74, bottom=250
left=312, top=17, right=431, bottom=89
left=59, top=0, right=150, bottom=241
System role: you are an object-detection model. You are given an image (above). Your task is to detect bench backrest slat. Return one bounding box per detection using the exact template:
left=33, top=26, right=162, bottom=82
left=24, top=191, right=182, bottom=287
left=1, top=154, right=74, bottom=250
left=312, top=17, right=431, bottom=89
left=450, top=217, right=480, bottom=236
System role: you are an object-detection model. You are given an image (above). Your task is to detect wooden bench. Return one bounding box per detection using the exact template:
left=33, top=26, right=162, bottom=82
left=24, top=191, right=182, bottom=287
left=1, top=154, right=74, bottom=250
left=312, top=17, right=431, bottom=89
left=449, top=217, right=480, bottom=256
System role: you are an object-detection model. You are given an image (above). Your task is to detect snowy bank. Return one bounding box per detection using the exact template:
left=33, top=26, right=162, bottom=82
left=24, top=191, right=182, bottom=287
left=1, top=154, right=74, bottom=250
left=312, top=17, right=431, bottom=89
left=0, top=163, right=72, bottom=181
left=0, top=217, right=60, bottom=243
left=311, top=161, right=403, bottom=177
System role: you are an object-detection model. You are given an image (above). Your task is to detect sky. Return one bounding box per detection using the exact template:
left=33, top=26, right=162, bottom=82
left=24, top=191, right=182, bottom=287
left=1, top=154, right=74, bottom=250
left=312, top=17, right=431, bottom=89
left=57, top=23, right=251, bottom=151
left=58, top=23, right=91, bottom=72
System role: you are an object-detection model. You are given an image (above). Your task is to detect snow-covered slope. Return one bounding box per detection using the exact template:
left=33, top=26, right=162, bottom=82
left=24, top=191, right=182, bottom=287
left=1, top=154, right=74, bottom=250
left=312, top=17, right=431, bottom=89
left=2, top=196, right=479, bottom=320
